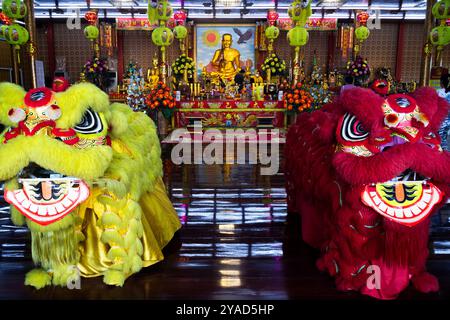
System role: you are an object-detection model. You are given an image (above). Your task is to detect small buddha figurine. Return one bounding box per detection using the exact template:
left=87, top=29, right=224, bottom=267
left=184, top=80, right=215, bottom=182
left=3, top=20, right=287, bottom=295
left=322, top=78, right=329, bottom=91
left=200, top=66, right=209, bottom=83
left=79, top=72, right=87, bottom=83
left=252, top=71, right=263, bottom=84
left=148, top=69, right=159, bottom=89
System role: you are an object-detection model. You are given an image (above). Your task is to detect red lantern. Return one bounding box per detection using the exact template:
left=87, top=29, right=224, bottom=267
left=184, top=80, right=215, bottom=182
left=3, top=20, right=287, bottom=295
left=267, top=10, right=279, bottom=26
left=0, top=12, right=12, bottom=25
left=85, top=10, right=98, bottom=25
left=357, top=11, right=369, bottom=26
left=174, top=10, right=187, bottom=25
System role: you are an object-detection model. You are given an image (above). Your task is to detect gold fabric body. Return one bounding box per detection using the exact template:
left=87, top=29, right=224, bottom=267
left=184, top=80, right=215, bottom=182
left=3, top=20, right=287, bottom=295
left=77, top=178, right=181, bottom=278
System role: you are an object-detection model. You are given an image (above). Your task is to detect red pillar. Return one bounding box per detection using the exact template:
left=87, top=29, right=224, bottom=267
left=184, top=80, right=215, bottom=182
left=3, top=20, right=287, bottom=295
left=46, top=21, right=56, bottom=77
left=117, top=30, right=124, bottom=82
left=395, top=21, right=405, bottom=82
left=327, top=31, right=335, bottom=73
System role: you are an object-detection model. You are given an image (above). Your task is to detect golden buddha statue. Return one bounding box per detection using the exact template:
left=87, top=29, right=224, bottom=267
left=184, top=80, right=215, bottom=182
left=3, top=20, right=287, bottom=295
left=210, top=33, right=241, bottom=82
left=148, top=69, right=159, bottom=89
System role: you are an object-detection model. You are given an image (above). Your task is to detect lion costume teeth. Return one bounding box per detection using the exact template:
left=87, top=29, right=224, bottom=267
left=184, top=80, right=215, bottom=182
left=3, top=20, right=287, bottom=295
left=0, top=82, right=181, bottom=289
left=286, top=86, right=450, bottom=299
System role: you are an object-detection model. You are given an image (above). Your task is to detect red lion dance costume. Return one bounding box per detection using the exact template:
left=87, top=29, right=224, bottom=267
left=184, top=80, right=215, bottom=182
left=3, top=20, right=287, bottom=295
left=285, top=86, right=450, bottom=299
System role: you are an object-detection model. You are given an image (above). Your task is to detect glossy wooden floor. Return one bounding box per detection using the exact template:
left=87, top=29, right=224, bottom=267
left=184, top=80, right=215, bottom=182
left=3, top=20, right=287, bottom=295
left=1, top=144, right=450, bottom=300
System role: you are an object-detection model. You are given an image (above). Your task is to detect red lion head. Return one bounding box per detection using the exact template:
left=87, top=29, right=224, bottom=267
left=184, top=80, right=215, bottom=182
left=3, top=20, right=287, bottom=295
left=285, top=87, right=450, bottom=299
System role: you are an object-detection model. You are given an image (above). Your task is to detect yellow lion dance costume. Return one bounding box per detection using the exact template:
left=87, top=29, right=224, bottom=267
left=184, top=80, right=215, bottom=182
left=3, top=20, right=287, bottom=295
left=0, top=82, right=181, bottom=289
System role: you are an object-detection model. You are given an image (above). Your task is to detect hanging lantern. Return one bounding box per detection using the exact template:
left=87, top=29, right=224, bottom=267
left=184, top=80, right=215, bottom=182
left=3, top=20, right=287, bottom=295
left=152, top=26, right=173, bottom=47
left=355, top=25, right=370, bottom=41
left=356, top=11, right=370, bottom=26
left=288, top=0, right=312, bottom=25
left=5, top=23, right=29, bottom=46
left=173, top=25, right=187, bottom=39
left=432, top=0, right=450, bottom=20
left=265, top=24, right=279, bottom=54
left=265, top=25, right=280, bottom=40
left=430, top=25, right=450, bottom=47
left=85, top=10, right=98, bottom=25
left=84, top=25, right=99, bottom=40
left=2, top=0, right=27, bottom=20
left=156, top=0, right=173, bottom=23
left=174, top=10, right=187, bottom=25
left=287, top=26, right=309, bottom=46
left=267, top=10, right=279, bottom=26
left=0, top=12, right=13, bottom=25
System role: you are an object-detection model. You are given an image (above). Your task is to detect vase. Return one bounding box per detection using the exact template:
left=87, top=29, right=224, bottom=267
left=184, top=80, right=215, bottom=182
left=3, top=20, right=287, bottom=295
left=157, top=111, right=169, bottom=136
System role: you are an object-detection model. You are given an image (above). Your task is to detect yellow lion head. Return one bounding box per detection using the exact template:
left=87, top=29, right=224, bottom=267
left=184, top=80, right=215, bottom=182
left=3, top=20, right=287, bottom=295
left=0, top=82, right=180, bottom=288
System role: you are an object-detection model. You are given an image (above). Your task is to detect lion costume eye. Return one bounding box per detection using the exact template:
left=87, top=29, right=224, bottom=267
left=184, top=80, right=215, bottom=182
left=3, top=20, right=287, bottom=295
left=74, top=108, right=103, bottom=134
left=341, top=113, right=369, bottom=142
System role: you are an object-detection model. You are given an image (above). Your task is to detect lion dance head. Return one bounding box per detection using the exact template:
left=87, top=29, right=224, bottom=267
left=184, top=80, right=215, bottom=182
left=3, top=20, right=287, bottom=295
left=286, top=86, right=450, bottom=299
left=0, top=82, right=180, bottom=289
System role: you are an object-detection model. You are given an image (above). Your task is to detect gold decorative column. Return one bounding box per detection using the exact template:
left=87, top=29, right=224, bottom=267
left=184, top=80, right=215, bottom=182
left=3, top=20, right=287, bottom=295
left=420, top=0, right=435, bottom=87
left=287, top=0, right=312, bottom=86
left=11, top=45, right=20, bottom=84
left=149, top=0, right=174, bottom=85
left=25, top=0, right=37, bottom=88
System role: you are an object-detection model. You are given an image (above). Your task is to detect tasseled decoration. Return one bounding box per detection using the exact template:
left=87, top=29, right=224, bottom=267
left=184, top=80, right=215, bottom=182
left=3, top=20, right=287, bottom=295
left=383, top=219, right=430, bottom=267
left=31, top=216, right=79, bottom=271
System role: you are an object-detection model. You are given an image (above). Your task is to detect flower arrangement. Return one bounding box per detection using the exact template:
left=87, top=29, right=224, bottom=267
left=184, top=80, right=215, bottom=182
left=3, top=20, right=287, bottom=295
left=145, top=81, right=176, bottom=119
left=346, top=56, right=370, bottom=80
left=82, top=57, right=109, bottom=90
left=261, top=53, right=287, bottom=77
left=171, top=54, right=195, bottom=80
left=84, top=57, right=108, bottom=76
left=283, top=82, right=314, bottom=114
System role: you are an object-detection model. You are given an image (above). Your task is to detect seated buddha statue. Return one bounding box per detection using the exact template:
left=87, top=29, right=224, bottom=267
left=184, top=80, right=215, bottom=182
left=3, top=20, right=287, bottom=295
left=210, top=34, right=241, bottom=83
